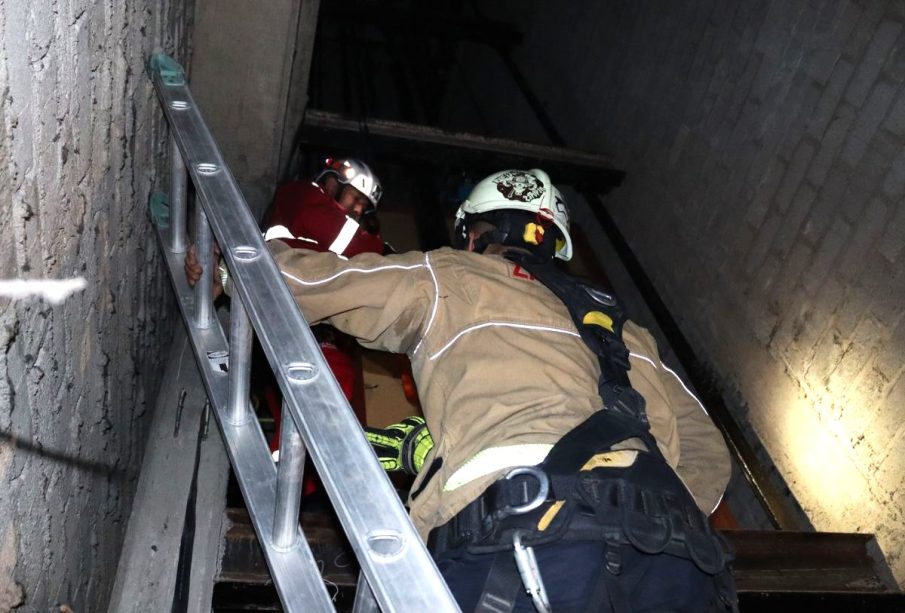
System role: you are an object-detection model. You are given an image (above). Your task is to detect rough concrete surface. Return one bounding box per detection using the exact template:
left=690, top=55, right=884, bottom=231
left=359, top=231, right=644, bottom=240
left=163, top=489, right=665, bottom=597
left=107, top=328, right=228, bottom=613
left=444, top=0, right=905, bottom=588
left=190, top=0, right=299, bottom=219
left=0, top=1, right=191, bottom=610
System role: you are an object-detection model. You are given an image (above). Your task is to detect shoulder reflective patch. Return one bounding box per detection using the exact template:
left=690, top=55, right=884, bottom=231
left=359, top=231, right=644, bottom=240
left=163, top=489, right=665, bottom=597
left=328, top=217, right=360, bottom=255
left=582, top=310, right=614, bottom=332
left=580, top=449, right=638, bottom=471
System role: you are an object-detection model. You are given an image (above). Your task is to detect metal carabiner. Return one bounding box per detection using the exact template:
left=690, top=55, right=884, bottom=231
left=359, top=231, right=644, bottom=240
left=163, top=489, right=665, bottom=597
left=513, top=530, right=552, bottom=613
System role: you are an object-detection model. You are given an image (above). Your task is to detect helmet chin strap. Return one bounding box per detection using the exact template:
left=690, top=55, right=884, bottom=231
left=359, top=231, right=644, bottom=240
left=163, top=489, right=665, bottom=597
left=468, top=212, right=558, bottom=259
left=472, top=228, right=509, bottom=254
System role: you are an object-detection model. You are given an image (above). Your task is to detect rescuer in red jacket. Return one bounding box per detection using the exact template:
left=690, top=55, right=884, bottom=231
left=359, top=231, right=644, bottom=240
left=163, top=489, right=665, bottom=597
left=260, top=158, right=386, bottom=469
left=264, top=157, right=385, bottom=257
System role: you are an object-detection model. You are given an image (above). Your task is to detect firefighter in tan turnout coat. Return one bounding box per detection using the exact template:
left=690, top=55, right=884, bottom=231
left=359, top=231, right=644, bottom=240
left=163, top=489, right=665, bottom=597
left=188, top=168, right=737, bottom=612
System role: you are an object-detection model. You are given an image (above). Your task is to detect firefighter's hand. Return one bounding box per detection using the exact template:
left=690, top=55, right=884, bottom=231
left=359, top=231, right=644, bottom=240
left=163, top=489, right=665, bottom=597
left=364, top=416, right=433, bottom=475
left=184, top=244, right=224, bottom=299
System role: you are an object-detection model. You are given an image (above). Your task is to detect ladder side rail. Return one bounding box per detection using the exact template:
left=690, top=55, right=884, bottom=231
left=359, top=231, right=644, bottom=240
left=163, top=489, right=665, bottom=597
left=352, top=573, right=380, bottom=613
left=152, top=233, right=335, bottom=611
left=150, top=56, right=459, bottom=612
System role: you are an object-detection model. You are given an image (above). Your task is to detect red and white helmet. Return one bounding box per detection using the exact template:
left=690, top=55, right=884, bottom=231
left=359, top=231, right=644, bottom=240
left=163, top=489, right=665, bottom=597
left=454, top=168, right=573, bottom=260
left=317, top=158, right=383, bottom=209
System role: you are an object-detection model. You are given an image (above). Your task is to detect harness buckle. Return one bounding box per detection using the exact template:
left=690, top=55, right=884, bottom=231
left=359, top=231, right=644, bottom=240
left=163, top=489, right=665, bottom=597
left=481, top=466, right=550, bottom=537
left=497, top=466, right=550, bottom=517
left=513, top=530, right=552, bottom=613
left=492, top=466, right=550, bottom=521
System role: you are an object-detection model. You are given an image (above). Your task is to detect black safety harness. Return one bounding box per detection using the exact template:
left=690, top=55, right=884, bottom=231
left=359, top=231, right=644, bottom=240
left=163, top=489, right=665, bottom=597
left=427, top=250, right=737, bottom=612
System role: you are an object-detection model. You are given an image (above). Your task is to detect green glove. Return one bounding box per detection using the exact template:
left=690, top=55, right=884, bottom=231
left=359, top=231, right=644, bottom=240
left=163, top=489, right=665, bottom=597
left=364, top=416, right=434, bottom=475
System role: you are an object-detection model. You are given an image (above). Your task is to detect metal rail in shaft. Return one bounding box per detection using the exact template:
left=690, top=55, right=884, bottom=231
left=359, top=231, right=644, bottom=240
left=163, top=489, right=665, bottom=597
left=148, top=53, right=459, bottom=612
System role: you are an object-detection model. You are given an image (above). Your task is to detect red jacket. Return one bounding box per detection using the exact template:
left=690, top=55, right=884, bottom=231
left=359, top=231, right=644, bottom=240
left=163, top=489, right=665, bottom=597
left=262, top=181, right=381, bottom=462
left=266, top=181, right=383, bottom=257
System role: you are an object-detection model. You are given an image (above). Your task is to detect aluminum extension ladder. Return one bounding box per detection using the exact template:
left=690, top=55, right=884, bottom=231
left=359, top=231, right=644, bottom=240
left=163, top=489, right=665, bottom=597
left=147, top=53, right=460, bottom=612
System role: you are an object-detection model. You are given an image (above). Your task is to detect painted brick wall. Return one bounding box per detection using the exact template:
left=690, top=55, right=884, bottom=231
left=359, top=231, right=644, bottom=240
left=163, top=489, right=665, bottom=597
left=444, top=0, right=905, bottom=585
left=0, top=1, right=191, bottom=609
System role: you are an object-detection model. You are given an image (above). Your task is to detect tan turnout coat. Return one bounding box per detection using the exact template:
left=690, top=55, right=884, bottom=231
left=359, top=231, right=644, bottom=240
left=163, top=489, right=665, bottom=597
left=270, top=241, right=731, bottom=538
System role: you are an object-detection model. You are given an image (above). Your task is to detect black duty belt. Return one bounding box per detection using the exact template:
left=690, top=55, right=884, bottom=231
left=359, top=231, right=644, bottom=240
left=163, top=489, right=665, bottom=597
left=429, top=400, right=731, bottom=579
left=428, top=466, right=553, bottom=554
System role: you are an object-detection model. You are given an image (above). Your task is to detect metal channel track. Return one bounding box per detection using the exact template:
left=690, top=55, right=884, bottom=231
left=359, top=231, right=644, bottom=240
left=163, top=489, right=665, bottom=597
left=149, top=55, right=459, bottom=612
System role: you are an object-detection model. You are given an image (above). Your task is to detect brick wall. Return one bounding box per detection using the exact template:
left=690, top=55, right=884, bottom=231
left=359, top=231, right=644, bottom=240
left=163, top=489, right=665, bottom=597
left=0, top=1, right=191, bottom=609
left=444, top=0, right=905, bottom=585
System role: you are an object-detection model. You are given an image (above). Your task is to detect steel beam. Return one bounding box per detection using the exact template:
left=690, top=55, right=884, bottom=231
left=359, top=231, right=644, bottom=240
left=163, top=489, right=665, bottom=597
left=219, top=509, right=357, bottom=587
left=218, top=508, right=905, bottom=604
left=298, top=109, right=625, bottom=189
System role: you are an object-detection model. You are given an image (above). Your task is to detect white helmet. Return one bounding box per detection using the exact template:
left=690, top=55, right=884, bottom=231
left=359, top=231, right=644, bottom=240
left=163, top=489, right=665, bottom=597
left=454, top=168, right=573, bottom=260
left=316, top=158, right=383, bottom=209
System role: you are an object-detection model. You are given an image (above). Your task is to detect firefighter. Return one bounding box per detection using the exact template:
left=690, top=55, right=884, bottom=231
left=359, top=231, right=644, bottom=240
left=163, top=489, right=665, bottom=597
left=260, top=158, right=386, bottom=459
left=189, top=157, right=386, bottom=464
left=264, top=157, right=385, bottom=256
left=189, top=168, right=737, bottom=611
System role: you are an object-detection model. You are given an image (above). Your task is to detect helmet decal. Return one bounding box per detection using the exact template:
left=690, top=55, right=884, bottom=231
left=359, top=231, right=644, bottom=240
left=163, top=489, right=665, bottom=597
left=455, top=168, right=573, bottom=260
left=493, top=170, right=546, bottom=202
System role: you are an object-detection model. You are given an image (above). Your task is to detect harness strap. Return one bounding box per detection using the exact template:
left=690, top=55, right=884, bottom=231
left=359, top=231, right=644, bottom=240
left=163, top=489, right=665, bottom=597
left=474, top=551, right=522, bottom=613
left=503, top=251, right=648, bottom=426
left=584, top=541, right=629, bottom=613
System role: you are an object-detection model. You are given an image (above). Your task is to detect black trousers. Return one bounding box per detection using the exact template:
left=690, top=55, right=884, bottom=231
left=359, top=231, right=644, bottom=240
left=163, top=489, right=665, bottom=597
left=435, top=539, right=730, bottom=612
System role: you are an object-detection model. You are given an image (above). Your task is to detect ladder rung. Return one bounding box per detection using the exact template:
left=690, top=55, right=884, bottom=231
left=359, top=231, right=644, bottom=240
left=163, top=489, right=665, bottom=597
left=155, top=240, right=335, bottom=611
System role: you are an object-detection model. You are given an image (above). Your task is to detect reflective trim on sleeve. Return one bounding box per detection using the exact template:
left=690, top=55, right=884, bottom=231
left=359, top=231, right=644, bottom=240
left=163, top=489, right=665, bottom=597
left=412, top=253, right=439, bottom=356
left=328, top=217, right=360, bottom=255
left=263, top=225, right=319, bottom=245
left=630, top=351, right=722, bottom=513
left=660, top=361, right=710, bottom=416
left=629, top=352, right=709, bottom=416
left=444, top=444, right=554, bottom=492
left=429, top=323, right=580, bottom=361
left=628, top=351, right=657, bottom=369
left=281, top=262, right=425, bottom=286
left=264, top=225, right=294, bottom=242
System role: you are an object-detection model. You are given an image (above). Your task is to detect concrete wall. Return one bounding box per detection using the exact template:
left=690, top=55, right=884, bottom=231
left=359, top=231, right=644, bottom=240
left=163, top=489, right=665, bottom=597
left=190, top=0, right=312, bottom=219
left=443, top=0, right=905, bottom=585
left=0, top=1, right=192, bottom=609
